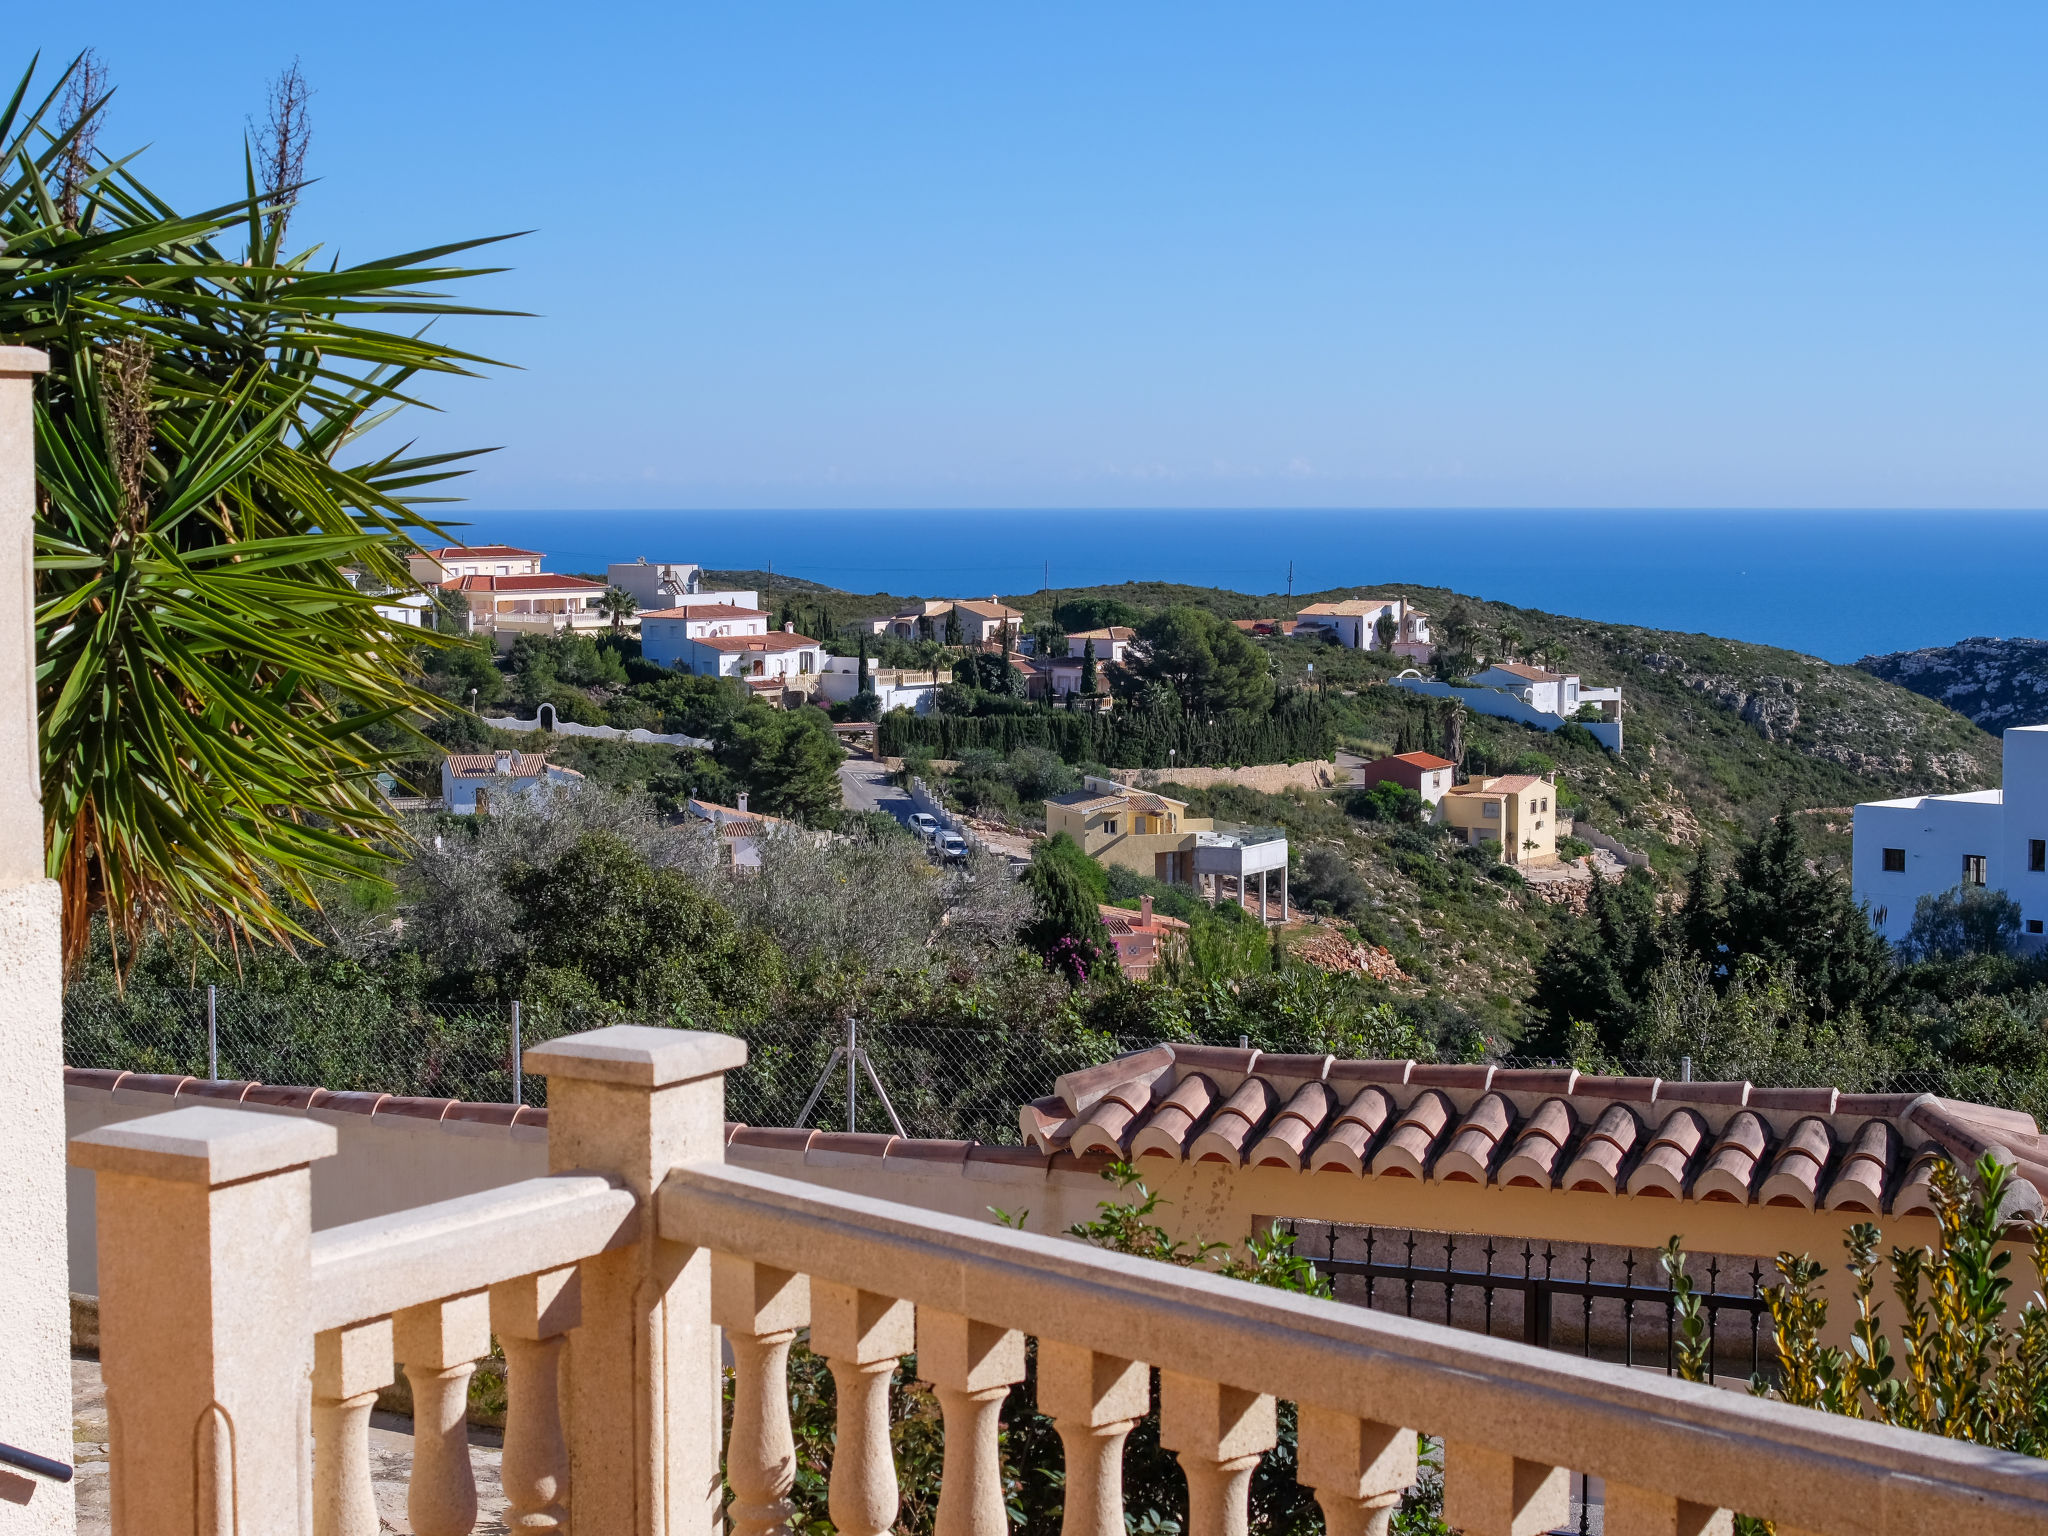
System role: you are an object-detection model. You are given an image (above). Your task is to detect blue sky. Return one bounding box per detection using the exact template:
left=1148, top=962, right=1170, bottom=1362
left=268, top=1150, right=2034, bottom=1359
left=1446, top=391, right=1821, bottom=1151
left=25, top=6, right=2048, bottom=509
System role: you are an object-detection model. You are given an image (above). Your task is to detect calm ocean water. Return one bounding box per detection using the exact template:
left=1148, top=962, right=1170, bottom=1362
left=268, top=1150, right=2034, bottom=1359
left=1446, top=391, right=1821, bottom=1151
left=454, top=509, right=2048, bottom=664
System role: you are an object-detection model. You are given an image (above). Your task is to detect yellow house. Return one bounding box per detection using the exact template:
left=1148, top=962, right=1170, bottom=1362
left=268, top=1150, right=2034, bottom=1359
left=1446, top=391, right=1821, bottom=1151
left=1045, top=778, right=1294, bottom=916
left=1439, top=772, right=1559, bottom=866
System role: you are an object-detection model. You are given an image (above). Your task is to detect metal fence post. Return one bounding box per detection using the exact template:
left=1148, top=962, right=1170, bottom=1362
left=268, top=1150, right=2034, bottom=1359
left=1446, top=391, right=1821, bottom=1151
left=207, top=984, right=218, bottom=1081
left=512, top=1000, right=523, bottom=1107
left=846, top=1014, right=858, bottom=1133
left=1680, top=1055, right=1692, bottom=1083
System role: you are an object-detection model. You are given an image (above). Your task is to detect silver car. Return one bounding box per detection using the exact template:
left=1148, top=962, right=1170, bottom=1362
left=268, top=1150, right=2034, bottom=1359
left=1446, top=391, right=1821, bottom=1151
left=936, top=832, right=969, bottom=862
left=909, top=812, right=940, bottom=840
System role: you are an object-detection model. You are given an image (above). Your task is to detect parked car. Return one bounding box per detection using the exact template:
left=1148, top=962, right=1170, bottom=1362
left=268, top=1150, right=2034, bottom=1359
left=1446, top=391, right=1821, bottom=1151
left=936, top=831, right=969, bottom=862
left=909, top=812, right=939, bottom=839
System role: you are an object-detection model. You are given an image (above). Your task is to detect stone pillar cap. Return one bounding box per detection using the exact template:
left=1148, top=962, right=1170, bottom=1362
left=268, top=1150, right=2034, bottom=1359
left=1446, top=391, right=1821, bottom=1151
left=0, top=346, right=50, bottom=374
left=527, top=1025, right=747, bottom=1088
left=69, top=1106, right=337, bottom=1185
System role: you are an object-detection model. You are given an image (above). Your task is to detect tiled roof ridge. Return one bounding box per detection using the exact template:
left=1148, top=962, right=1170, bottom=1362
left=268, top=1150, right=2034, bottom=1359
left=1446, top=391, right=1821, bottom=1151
left=63, top=1066, right=550, bottom=1128
left=1016, top=1047, right=2047, bottom=1222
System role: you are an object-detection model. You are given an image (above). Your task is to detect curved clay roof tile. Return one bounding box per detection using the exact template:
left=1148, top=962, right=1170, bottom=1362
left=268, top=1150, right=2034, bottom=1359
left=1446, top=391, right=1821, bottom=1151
left=1019, top=1095, right=1076, bottom=1153
left=1823, top=1120, right=1896, bottom=1213
left=1693, top=1110, right=1770, bottom=1204
left=1759, top=1117, right=1836, bottom=1209
left=1188, top=1077, right=1280, bottom=1165
left=1892, top=1146, right=1947, bottom=1218
left=1370, top=1090, right=1454, bottom=1179
left=1308, top=1085, right=1398, bottom=1174
left=1248, top=1082, right=1337, bottom=1170
left=1129, top=1074, right=1218, bottom=1161
left=1498, top=1098, right=1578, bottom=1188
left=1434, top=1093, right=1516, bottom=1184
left=1625, top=1108, right=1708, bottom=1199
left=1560, top=1103, right=1642, bottom=1193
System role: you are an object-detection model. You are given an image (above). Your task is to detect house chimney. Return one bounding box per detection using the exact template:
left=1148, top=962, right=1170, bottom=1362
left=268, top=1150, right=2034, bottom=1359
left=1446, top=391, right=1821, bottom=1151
left=737, top=793, right=749, bottom=814
left=1141, top=895, right=1153, bottom=926
left=784, top=621, right=794, bottom=633
left=494, top=749, right=513, bottom=776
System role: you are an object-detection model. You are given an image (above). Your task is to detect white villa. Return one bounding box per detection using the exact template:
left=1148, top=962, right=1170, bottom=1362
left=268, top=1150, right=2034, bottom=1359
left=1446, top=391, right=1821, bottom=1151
left=1466, top=663, right=1621, bottom=722
left=1294, top=597, right=1432, bottom=660
left=639, top=604, right=771, bottom=666
left=662, top=626, right=824, bottom=692
left=440, top=749, right=585, bottom=815
left=816, top=655, right=940, bottom=714
left=1853, top=724, right=2048, bottom=946
left=606, top=559, right=758, bottom=613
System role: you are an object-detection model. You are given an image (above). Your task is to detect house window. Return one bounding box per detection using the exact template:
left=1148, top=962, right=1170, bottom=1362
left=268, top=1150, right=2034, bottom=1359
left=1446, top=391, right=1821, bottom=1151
left=2032, top=839, right=2046, bottom=873
left=1964, top=854, right=1987, bottom=887
left=1482, top=802, right=1500, bottom=818
left=800, top=651, right=815, bottom=674
left=1882, top=848, right=1906, bottom=872
left=1103, top=819, right=1120, bottom=836
left=2031, top=920, right=2046, bottom=935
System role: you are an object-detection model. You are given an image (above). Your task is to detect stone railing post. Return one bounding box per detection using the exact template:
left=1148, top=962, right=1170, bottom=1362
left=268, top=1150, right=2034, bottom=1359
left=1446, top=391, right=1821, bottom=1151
left=1442, top=1442, right=1570, bottom=1536
left=809, top=1282, right=915, bottom=1536
left=918, top=1312, right=1026, bottom=1536
left=1158, top=1373, right=1277, bottom=1536
left=493, top=1267, right=581, bottom=1533
left=70, top=1106, right=337, bottom=1536
left=1296, top=1409, right=1416, bottom=1536
left=712, top=1258, right=810, bottom=1536
left=527, top=1026, right=744, bottom=1536
left=1604, top=1483, right=1733, bottom=1536
left=395, top=1292, right=491, bottom=1536
left=313, top=1320, right=394, bottom=1536
left=1035, top=1344, right=1149, bottom=1536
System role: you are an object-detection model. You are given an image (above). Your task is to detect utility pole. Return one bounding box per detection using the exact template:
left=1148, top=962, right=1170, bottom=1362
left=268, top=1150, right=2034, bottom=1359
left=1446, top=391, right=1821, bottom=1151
left=1043, top=559, right=1049, bottom=592
left=1287, top=561, right=1294, bottom=601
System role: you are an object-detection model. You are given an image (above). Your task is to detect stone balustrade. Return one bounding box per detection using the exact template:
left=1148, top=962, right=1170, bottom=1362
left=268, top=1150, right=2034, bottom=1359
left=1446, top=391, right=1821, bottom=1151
left=68, top=1027, right=2048, bottom=1536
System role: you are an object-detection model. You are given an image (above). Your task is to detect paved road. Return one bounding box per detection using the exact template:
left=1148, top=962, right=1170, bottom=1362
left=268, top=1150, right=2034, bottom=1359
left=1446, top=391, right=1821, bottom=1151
left=839, top=753, right=918, bottom=825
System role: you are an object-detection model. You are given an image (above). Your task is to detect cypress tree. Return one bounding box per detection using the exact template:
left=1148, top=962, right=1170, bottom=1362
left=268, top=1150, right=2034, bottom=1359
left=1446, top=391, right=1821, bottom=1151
left=1081, top=638, right=1098, bottom=695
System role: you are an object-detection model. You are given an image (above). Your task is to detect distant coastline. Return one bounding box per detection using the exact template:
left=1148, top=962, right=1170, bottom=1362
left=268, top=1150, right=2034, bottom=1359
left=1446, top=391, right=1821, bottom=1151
left=442, top=508, right=2048, bottom=664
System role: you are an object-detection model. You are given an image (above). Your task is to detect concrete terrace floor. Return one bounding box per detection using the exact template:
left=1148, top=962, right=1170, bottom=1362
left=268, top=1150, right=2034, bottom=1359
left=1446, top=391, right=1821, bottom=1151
left=71, top=1353, right=511, bottom=1534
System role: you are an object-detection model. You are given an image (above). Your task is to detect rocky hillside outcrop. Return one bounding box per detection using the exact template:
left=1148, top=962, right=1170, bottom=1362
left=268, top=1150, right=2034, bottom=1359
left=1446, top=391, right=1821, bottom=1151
left=1856, top=636, right=2048, bottom=732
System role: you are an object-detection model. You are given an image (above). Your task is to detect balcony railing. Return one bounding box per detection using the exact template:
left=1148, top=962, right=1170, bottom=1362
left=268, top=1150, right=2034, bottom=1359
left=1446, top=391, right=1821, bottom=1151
left=70, top=1026, right=2048, bottom=1536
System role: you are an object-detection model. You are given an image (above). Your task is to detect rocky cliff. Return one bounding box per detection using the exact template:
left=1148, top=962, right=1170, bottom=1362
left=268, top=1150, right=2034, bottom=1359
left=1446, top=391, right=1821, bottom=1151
left=1856, top=636, right=2048, bottom=732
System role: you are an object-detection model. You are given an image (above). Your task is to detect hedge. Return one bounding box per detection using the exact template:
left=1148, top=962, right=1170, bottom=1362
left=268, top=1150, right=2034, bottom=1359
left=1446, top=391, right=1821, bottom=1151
left=878, top=694, right=1334, bottom=768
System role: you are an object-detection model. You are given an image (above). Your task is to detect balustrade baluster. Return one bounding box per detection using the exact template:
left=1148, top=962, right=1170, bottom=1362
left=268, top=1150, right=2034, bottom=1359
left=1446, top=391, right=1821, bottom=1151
left=1441, top=1442, right=1568, bottom=1536
left=1036, top=1343, right=1149, bottom=1536
left=395, top=1291, right=492, bottom=1536
left=810, top=1280, right=915, bottom=1536
left=313, top=1320, right=393, bottom=1536
left=713, top=1258, right=811, bottom=1536
left=919, top=1311, right=1026, bottom=1536
left=492, top=1268, right=580, bottom=1532
left=1603, top=1483, right=1733, bottom=1536
left=1158, top=1372, right=1276, bottom=1536
left=1296, top=1408, right=1415, bottom=1536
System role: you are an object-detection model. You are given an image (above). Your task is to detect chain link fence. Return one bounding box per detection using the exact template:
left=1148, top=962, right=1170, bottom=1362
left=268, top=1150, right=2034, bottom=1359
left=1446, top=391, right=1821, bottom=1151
left=63, top=992, right=2048, bottom=1139
left=60, top=991, right=1162, bottom=1144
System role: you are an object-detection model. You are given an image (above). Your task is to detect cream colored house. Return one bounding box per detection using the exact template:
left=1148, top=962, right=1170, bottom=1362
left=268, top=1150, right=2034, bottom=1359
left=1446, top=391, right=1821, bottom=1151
left=1440, top=772, right=1559, bottom=865
left=1046, top=778, right=1291, bottom=917
left=866, top=596, right=1025, bottom=644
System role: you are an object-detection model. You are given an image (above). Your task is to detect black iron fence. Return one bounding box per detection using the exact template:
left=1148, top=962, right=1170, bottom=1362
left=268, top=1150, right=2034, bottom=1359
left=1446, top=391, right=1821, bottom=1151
left=1294, top=1221, right=1773, bottom=1383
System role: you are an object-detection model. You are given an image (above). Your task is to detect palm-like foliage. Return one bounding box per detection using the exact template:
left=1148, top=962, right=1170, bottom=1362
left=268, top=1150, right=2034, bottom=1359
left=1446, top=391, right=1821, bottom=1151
left=4, top=55, right=520, bottom=964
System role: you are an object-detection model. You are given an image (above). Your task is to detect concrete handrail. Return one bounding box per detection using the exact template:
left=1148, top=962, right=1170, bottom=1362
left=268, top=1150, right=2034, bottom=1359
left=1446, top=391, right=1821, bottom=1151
left=309, top=1174, right=638, bottom=1333
left=661, top=1159, right=2048, bottom=1536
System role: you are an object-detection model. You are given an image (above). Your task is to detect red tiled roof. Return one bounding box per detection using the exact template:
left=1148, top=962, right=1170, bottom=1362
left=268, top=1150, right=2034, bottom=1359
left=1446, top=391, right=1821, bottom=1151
left=425, top=544, right=543, bottom=559
left=1014, top=1045, right=2045, bottom=1216
left=445, top=753, right=584, bottom=780
left=1388, top=752, right=1456, bottom=770
left=446, top=574, right=603, bottom=592
left=1485, top=662, right=1568, bottom=681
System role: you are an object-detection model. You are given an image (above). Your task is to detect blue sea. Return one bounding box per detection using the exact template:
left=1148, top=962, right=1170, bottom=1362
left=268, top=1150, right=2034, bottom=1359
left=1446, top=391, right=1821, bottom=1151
left=450, top=509, right=2048, bottom=665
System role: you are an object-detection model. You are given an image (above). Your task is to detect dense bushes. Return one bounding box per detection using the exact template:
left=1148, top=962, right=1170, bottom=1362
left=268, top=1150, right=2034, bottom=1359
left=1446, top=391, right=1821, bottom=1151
left=881, top=693, right=1333, bottom=768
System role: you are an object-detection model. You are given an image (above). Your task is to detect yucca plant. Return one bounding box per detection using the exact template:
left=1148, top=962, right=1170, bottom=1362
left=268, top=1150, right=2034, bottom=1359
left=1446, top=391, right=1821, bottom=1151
left=3, top=53, right=519, bottom=965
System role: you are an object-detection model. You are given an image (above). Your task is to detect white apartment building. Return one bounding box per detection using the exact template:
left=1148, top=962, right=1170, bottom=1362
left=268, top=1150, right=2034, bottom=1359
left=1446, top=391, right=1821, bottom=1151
left=639, top=604, right=770, bottom=667
left=606, top=559, right=758, bottom=613
left=1853, top=724, right=2048, bottom=946
left=1465, top=663, right=1623, bottom=722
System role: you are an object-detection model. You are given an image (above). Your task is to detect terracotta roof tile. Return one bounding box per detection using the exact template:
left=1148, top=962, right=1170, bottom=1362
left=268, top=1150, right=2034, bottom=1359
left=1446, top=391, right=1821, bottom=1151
left=1372, top=1091, right=1454, bottom=1179
left=1248, top=1082, right=1337, bottom=1170
left=1190, top=1078, right=1279, bottom=1165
